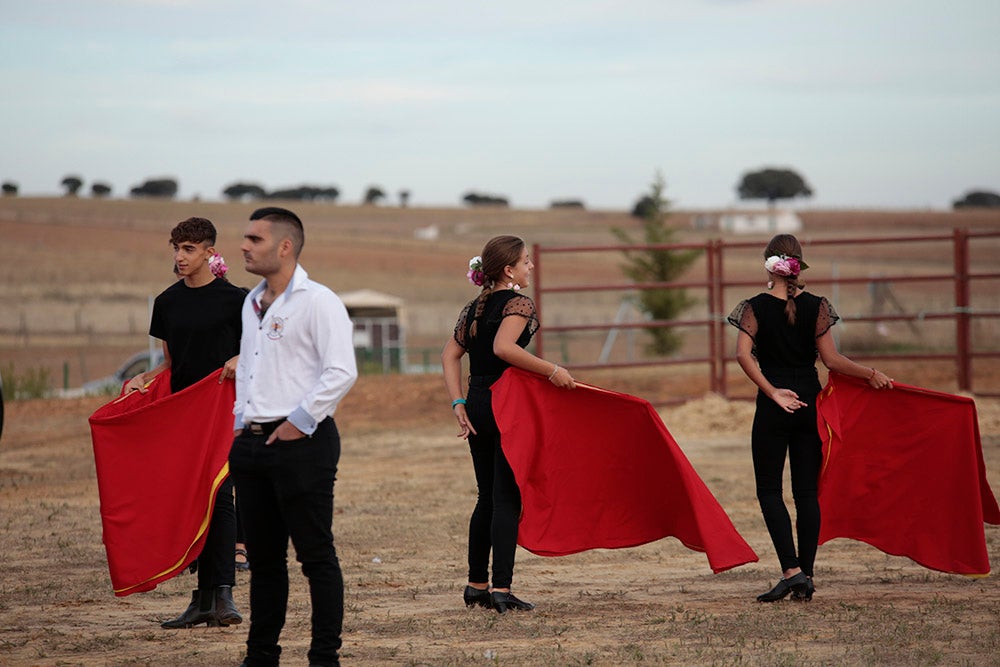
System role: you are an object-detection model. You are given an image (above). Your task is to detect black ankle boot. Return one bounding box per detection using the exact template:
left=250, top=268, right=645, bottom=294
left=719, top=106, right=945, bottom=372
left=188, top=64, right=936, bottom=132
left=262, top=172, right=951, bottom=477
left=463, top=586, right=492, bottom=609
left=491, top=591, right=535, bottom=614
left=161, top=590, right=216, bottom=628
left=790, top=576, right=815, bottom=602
left=214, top=585, right=243, bottom=625
left=756, top=572, right=809, bottom=603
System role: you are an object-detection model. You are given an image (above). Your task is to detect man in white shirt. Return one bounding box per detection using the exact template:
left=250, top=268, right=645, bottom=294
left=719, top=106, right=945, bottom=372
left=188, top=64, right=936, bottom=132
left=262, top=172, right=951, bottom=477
left=229, top=207, right=358, bottom=667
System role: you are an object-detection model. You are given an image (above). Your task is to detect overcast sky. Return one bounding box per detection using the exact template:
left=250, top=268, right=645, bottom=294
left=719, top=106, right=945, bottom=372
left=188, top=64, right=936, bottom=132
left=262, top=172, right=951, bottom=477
left=2, top=0, right=998, bottom=210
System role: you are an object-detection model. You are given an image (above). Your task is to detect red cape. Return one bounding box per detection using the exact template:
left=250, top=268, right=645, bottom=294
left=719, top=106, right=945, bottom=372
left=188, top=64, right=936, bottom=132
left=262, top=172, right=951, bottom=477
left=89, top=370, right=236, bottom=596
left=817, top=371, right=1000, bottom=576
left=491, top=368, right=758, bottom=573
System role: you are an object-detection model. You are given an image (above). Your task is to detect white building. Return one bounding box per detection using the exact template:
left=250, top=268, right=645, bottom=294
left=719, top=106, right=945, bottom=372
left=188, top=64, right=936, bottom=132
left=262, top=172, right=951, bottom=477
left=691, top=208, right=802, bottom=234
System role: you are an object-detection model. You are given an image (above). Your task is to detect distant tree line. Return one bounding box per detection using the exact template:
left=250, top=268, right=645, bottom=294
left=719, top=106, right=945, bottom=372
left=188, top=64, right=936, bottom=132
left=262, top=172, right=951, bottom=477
left=223, top=182, right=341, bottom=202
left=462, top=191, right=509, bottom=207
left=550, top=199, right=585, bottom=209
left=222, top=182, right=409, bottom=206
left=2, top=170, right=996, bottom=211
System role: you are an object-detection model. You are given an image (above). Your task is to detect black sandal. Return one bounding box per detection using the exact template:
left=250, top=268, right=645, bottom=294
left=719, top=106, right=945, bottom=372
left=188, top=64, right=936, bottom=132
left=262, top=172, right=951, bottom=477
left=235, top=547, right=250, bottom=572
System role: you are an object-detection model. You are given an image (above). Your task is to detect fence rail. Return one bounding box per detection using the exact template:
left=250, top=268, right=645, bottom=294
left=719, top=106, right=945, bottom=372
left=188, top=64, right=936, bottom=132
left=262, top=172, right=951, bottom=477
left=534, top=228, right=1000, bottom=398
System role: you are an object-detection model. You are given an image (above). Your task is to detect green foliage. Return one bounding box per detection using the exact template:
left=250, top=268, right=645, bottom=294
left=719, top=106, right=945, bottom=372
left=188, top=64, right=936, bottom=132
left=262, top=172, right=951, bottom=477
left=263, top=184, right=339, bottom=201
left=550, top=199, right=585, bottom=209
left=614, top=172, right=701, bottom=355
left=61, top=175, right=83, bottom=196
left=90, top=182, right=112, bottom=198
left=1, top=362, right=52, bottom=399
left=953, top=189, right=1000, bottom=209
left=129, top=177, right=178, bottom=198
left=1, top=181, right=17, bottom=196
left=737, top=167, right=813, bottom=204
left=462, top=191, right=509, bottom=207
left=222, top=182, right=267, bottom=200
left=363, top=185, right=386, bottom=205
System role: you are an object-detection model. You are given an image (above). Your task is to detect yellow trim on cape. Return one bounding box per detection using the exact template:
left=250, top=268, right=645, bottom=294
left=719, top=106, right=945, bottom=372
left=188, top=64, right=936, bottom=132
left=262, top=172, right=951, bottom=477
left=114, top=462, right=230, bottom=595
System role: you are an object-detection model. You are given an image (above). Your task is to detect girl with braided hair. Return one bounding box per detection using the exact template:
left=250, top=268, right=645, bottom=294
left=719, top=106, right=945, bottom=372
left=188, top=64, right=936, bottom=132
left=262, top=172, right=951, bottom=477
left=728, top=234, right=893, bottom=603
left=442, top=235, right=575, bottom=613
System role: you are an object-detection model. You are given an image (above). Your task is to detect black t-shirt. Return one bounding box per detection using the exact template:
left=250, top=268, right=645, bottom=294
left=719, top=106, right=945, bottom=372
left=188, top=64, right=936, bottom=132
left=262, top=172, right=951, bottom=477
left=727, top=292, right=839, bottom=370
left=453, top=290, right=539, bottom=377
left=149, top=278, right=247, bottom=393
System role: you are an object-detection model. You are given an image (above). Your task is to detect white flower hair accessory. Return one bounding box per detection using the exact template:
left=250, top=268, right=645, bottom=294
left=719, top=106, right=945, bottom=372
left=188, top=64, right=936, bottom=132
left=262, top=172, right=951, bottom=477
left=764, top=254, right=805, bottom=277
left=209, top=253, right=229, bottom=279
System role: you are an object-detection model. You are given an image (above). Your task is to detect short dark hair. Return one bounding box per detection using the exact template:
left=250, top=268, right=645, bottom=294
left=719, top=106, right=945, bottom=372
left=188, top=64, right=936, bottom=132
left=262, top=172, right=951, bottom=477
left=170, top=217, right=216, bottom=246
left=250, top=206, right=304, bottom=257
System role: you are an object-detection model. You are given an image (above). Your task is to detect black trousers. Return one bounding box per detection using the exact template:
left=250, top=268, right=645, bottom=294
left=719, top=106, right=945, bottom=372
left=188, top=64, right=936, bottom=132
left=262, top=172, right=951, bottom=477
left=751, top=368, right=823, bottom=577
left=229, top=418, right=342, bottom=667
left=196, top=475, right=236, bottom=589
left=465, top=376, right=521, bottom=590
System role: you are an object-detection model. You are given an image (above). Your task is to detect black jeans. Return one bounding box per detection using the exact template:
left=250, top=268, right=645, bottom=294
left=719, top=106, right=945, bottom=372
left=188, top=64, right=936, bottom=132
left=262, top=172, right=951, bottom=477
left=751, top=368, right=823, bottom=577
left=196, top=476, right=236, bottom=589
left=229, top=418, right=343, bottom=667
left=466, top=376, right=521, bottom=590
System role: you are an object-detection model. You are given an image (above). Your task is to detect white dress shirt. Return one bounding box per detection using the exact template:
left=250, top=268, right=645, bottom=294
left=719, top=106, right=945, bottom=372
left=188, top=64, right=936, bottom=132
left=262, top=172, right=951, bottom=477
left=235, top=264, right=358, bottom=434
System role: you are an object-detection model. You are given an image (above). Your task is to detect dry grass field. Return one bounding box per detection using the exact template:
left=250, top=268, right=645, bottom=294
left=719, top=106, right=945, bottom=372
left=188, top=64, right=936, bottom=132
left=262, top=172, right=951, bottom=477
left=1, top=197, right=999, bottom=666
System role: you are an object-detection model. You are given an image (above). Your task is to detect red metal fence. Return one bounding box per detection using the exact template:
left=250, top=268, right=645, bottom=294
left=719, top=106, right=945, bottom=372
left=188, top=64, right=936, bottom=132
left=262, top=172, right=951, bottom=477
left=533, top=229, right=1000, bottom=398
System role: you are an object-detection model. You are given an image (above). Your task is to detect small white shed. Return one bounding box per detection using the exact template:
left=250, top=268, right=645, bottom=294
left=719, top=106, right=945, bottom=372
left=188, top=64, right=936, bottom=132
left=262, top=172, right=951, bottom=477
left=340, top=289, right=406, bottom=373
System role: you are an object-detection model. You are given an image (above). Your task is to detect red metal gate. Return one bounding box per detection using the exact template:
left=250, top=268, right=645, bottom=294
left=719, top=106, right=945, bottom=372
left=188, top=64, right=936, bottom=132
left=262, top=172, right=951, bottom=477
left=533, top=229, right=1000, bottom=398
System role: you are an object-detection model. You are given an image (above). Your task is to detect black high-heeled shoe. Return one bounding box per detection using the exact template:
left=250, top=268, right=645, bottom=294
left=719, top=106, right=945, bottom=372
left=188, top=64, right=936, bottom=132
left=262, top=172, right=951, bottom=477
left=791, top=576, right=815, bottom=602
left=463, top=585, right=492, bottom=609
left=491, top=590, right=535, bottom=614
left=756, top=572, right=809, bottom=603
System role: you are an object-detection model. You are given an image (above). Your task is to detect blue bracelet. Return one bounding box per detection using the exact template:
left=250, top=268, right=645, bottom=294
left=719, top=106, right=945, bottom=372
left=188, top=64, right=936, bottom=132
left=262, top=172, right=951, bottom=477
left=451, top=398, right=467, bottom=408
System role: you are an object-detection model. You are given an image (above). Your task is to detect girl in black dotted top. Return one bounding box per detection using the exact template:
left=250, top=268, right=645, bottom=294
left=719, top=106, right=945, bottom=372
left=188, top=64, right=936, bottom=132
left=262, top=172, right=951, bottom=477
left=442, top=235, right=576, bottom=614
left=728, top=234, right=893, bottom=603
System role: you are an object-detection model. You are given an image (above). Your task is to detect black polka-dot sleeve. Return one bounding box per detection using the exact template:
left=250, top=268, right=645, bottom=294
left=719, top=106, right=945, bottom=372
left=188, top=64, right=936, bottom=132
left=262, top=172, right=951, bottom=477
left=502, top=294, right=540, bottom=337
left=816, top=297, right=840, bottom=338
left=453, top=301, right=473, bottom=349
left=727, top=300, right=757, bottom=339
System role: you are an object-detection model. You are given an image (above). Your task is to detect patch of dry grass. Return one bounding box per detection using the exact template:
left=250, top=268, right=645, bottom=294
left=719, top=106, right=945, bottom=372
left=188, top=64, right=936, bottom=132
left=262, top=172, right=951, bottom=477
left=0, top=382, right=998, bottom=665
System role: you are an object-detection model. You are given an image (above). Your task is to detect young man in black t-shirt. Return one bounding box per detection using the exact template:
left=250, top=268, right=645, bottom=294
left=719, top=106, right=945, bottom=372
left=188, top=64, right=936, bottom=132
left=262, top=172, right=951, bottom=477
left=125, top=216, right=247, bottom=628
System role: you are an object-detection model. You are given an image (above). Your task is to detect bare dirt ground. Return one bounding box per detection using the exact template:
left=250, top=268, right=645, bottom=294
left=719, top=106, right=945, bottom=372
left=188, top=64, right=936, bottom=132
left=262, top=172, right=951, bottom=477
left=1, top=371, right=998, bottom=666
left=1, top=199, right=999, bottom=665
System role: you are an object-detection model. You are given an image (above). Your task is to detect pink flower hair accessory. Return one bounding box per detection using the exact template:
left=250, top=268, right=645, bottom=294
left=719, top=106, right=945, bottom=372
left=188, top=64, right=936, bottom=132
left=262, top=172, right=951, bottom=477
left=209, top=253, right=229, bottom=279
left=467, top=255, right=486, bottom=287
left=764, top=254, right=803, bottom=277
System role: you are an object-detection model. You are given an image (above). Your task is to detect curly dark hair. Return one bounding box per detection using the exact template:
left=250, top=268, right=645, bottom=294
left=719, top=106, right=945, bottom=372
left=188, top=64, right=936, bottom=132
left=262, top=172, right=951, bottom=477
left=169, top=217, right=217, bottom=246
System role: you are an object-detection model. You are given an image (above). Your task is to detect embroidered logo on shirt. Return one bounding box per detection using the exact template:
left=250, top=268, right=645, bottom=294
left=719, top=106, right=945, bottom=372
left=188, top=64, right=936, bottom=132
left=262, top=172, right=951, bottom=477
left=267, top=316, right=285, bottom=340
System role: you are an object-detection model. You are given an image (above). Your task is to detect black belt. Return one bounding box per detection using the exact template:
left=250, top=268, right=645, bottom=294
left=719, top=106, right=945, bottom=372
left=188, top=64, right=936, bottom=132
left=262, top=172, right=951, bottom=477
left=246, top=419, right=285, bottom=436
left=468, top=374, right=503, bottom=388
